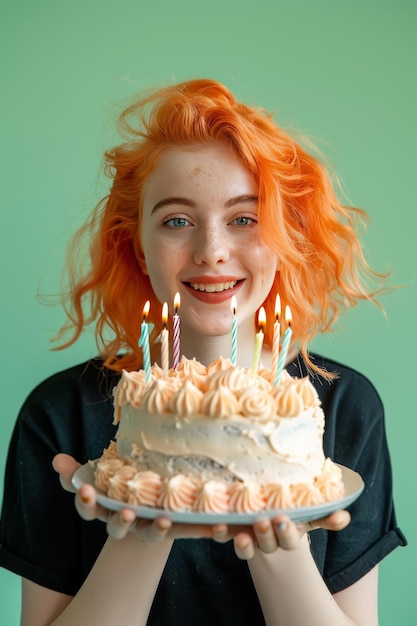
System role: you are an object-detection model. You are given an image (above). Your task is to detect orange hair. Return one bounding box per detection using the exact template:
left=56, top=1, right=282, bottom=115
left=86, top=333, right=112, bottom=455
left=54, top=78, right=386, bottom=373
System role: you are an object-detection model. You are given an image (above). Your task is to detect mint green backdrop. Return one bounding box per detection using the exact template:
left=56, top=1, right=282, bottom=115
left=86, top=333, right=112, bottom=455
left=1, top=1, right=415, bottom=623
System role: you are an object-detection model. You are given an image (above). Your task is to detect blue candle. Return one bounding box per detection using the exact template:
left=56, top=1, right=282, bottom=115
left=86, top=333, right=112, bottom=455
left=275, top=305, right=292, bottom=385
left=139, top=300, right=151, bottom=383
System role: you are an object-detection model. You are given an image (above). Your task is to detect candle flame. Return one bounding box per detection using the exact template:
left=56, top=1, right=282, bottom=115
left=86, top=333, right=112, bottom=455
left=258, top=306, right=266, bottom=330
left=285, top=305, right=292, bottom=326
left=275, top=294, right=281, bottom=320
left=174, top=292, right=181, bottom=312
left=142, top=300, right=150, bottom=320
left=162, top=302, right=168, bottom=325
left=231, top=295, right=237, bottom=316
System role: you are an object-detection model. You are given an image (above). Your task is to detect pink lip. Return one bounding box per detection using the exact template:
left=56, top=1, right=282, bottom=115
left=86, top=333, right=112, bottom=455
left=184, top=275, right=242, bottom=284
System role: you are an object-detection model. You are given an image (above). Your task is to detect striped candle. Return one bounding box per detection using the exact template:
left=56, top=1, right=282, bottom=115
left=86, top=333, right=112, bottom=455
left=272, top=294, right=281, bottom=385
left=231, top=295, right=238, bottom=365
left=172, top=292, right=181, bottom=368
left=139, top=300, right=151, bottom=383
left=275, top=305, right=292, bottom=385
left=161, top=302, right=169, bottom=375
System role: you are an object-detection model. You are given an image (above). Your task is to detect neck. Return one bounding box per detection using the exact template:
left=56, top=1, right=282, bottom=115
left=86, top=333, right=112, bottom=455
left=178, top=317, right=272, bottom=369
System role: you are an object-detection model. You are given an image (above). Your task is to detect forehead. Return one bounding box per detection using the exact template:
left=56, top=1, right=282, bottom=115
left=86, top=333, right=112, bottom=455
left=143, top=142, right=257, bottom=198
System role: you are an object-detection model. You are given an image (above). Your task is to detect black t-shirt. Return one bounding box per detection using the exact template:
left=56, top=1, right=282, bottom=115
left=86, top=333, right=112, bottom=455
left=0, top=354, right=406, bottom=625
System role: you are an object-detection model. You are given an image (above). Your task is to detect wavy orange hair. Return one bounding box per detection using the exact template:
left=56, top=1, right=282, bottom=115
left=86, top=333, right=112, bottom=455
left=54, top=78, right=386, bottom=373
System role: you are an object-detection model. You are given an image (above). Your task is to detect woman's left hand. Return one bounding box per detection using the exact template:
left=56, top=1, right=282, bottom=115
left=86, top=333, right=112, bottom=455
left=224, top=511, right=351, bottom=560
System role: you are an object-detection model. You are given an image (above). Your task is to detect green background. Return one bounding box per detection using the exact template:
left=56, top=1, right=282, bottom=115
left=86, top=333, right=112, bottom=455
left=1, top=1, right=415, bottom=623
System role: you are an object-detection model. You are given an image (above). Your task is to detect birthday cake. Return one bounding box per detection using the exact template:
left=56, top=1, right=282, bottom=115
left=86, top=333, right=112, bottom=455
left=93, top=356, right=345, bottom=513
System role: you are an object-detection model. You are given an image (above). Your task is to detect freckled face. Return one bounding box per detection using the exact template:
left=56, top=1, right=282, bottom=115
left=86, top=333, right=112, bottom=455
left=140, top=142, right=278, bottom=337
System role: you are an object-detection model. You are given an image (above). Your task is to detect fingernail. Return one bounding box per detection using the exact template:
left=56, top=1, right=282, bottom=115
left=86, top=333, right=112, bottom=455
left=276, top=521, right=287, bottom=531
left=81, top=495, right=90, bottom=504
left=121, top=512, right=131, bottom=523
left=258, top=522, right=270, bottom=534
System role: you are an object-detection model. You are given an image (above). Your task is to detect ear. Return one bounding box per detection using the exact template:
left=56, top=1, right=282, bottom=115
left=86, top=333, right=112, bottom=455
left=133, top=238, right=149, bottom=275
left=138, top=255, right=149, bottom=275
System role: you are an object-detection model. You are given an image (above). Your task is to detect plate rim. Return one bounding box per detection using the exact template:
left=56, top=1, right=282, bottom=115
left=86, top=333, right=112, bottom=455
left=72, top=462, right=364, bottom=525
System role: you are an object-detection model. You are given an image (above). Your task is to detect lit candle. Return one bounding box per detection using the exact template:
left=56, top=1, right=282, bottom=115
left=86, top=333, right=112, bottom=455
left=231, top=295, right=238, bottom=365
left=161, top=302, right=169, bottom=375
left=272, top=294, right=281, bottom=386
left=275, top=305, right=292, bottom=384
left=251, top=307, right=266, bottom=376
left=172, top=292, right=181, bottom=368
left=139, top=300, right=151, bottom=383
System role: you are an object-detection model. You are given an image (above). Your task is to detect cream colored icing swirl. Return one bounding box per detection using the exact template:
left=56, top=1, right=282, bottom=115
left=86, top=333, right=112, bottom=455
left=272, top=384, right=304, bottom=417
left=294, top=376, right=320, bottom=407
left=263, top=483, right=294, bottom=509
left=291, top=482, right=325, bottom=507
left=193, top=480, right=230, bottom=513
left=140, top=378, right=180, bottom=413
left=107, top=465, right=137, bottom=501
left=238, top=386, right=277, bottom=423
left=94, top=457, right=125, bottom=492
left=228, top=482, right=265, bottom=513
left=175, top=356, right=208, bottom=390
left=169, top=380, right=204, bottom=416
left=207, top=366, right=257, bottom=396
left=201, top=384, right=240, bottom=418
left=315, top=459, right=345, bottom=501
left=157, top=475, right=198, bottom=511
left=126, top=471, right=162, bottom=506
left=118, top=370, right=148, bottom=405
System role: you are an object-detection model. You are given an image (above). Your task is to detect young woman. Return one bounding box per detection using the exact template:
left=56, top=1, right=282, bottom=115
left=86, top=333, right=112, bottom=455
left=0, top=79, right=406, bottom=625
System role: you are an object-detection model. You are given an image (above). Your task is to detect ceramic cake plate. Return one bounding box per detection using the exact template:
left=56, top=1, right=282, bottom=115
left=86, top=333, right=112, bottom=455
left=72, top=463, right=364, bottom=525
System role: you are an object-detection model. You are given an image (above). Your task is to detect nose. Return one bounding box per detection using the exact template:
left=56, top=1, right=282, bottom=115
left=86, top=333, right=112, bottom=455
left=193, top=226, right=230, bottom=266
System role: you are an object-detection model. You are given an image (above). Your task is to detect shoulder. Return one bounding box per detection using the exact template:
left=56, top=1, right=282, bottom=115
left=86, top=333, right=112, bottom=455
left=302, top=353, right=384, bottom=416
left=14, top=359, right=120, bottom=462
left=24, top=358, right=120, bottom=407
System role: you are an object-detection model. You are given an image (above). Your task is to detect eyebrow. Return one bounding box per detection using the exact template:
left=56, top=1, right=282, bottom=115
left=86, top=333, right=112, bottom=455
left=151, top=194, right=258, bottom=213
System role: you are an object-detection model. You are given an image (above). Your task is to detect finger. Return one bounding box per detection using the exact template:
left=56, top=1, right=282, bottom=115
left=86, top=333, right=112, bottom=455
left=309, top=510, right=351, bottom=532
left=233, top=532, right=255, bottom=560
left=75, top=484, right=102, bottom=521
left=253, top=520, right=278, bottom=554
left=142, top=516, right=173, bottom=542
left=212, top=524, right=230, bottom=543
left=52, top=453, right=81, bottom=493
left=272, top=516, right=300, bottom=550
left=106, top=508, right=136, bottom=540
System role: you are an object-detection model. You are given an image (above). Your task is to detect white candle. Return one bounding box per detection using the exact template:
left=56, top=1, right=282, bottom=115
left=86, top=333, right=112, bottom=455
left=251, top=307, right=266, bottom=376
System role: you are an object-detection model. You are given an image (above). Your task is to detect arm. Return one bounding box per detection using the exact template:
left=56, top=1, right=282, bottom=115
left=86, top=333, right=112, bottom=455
left=21, top=534, right=173, bottom=626
left=237, top=516, right=378, bottom=626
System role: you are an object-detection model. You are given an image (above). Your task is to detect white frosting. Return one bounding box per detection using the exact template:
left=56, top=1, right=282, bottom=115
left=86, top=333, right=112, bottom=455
left=115, top=356, right=326, bottom=487
left=94, top=356, right=345, bottom=513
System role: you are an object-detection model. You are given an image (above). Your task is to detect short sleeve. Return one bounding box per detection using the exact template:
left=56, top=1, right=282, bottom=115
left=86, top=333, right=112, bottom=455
left=313, top=358, right=406, bottom=592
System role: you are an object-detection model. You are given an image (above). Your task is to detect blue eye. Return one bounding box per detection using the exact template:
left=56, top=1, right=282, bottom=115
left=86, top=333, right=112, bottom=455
left=232, top=216, right=256, bottom=226
left=164, top=217, right=189, bottom=228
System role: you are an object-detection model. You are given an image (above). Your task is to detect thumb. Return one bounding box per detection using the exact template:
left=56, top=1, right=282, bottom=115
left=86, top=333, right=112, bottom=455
left=52, top=453, right=81, bottom=493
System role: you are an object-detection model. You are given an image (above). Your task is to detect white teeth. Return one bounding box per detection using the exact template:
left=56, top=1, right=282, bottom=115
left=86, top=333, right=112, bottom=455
left=190, top=281, right=237, bottom=292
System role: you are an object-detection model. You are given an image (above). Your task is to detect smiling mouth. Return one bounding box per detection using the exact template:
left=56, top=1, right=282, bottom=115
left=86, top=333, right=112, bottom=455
left=188, top=280, right=238, bottom=293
